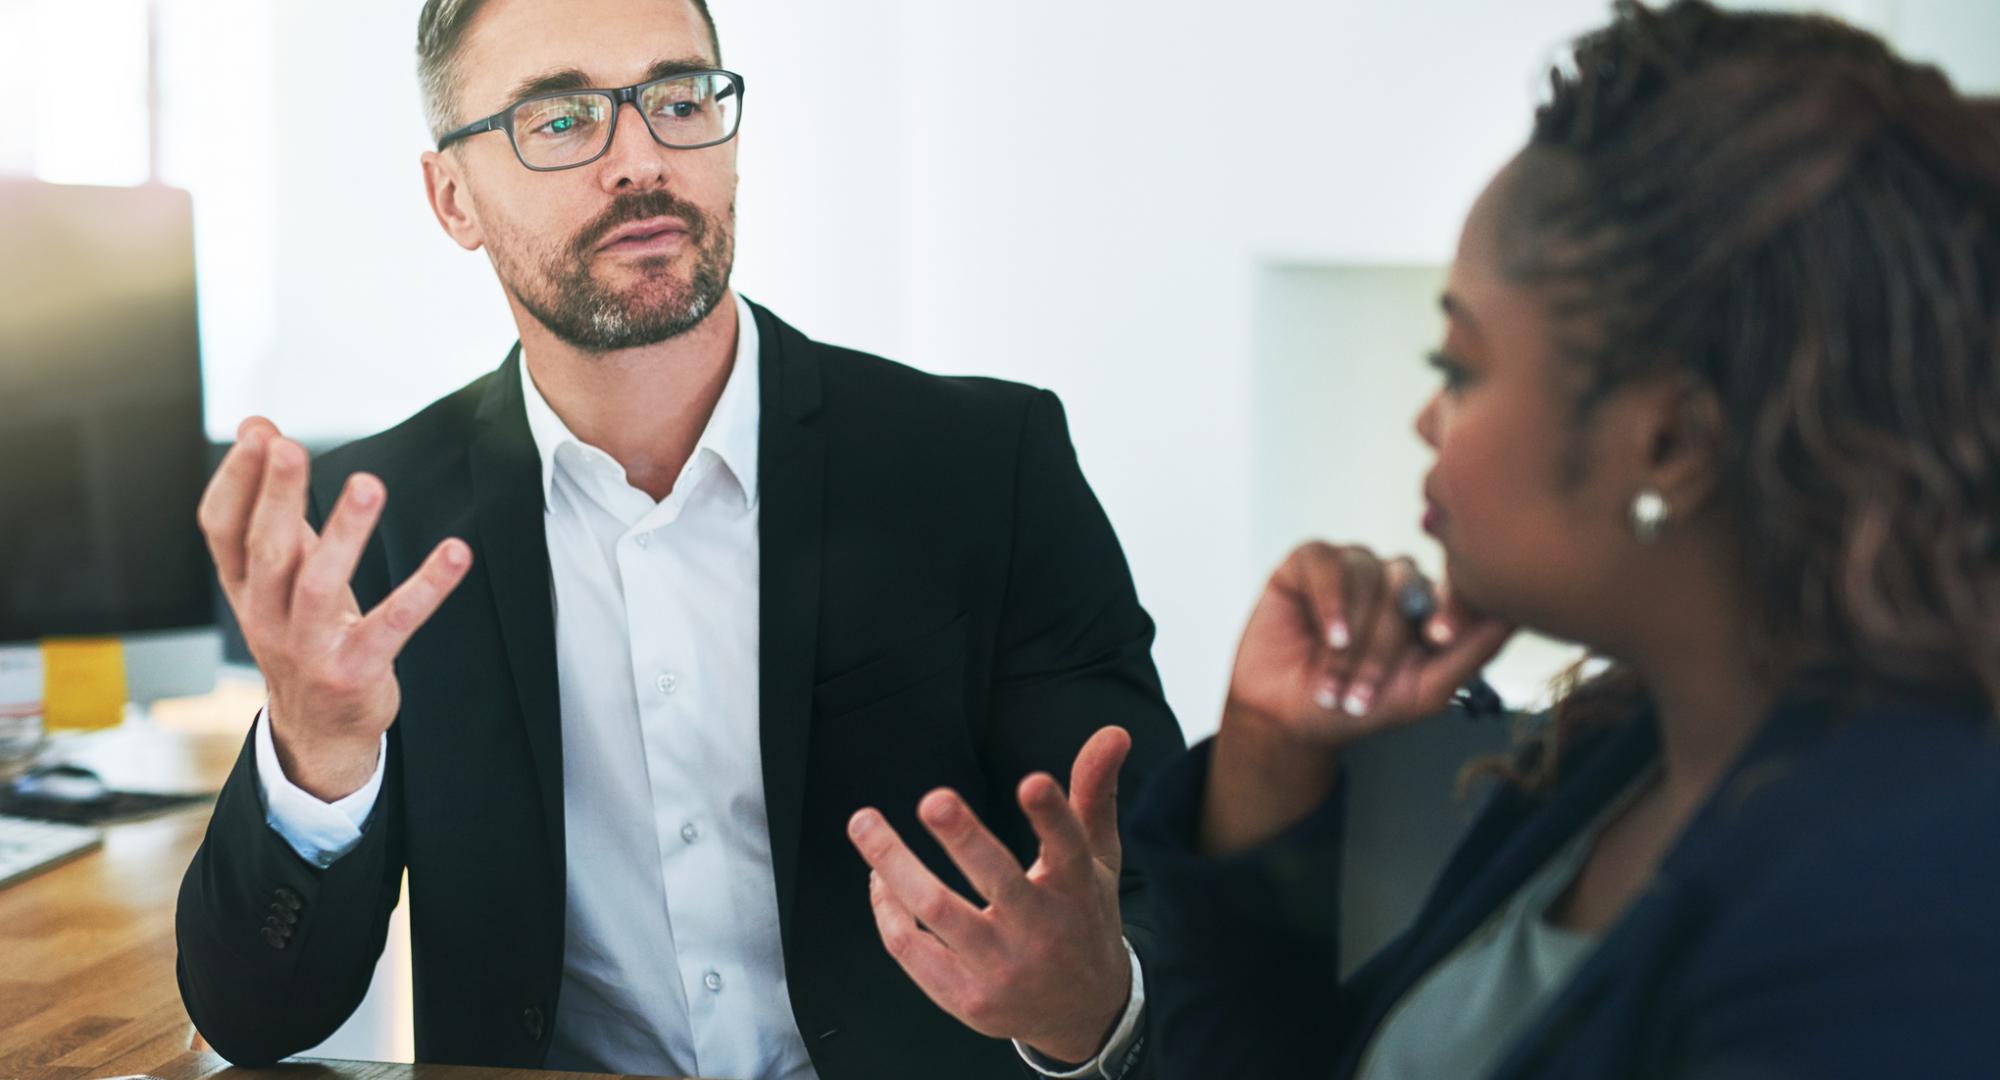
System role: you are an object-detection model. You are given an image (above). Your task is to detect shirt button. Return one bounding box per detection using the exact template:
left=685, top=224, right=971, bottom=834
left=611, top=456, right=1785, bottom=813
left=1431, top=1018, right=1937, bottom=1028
left=680, top=822, right=700, bottom=844
left=703, top=970, right=723, bottom=993
left=656, top=672, right=678, bottom=695
left=634, top=533, right=651, bottom=548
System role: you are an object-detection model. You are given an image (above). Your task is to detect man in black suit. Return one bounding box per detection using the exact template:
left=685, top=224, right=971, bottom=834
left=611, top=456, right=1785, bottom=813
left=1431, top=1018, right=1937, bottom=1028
left=172, top=1, right=1183, bottom=1077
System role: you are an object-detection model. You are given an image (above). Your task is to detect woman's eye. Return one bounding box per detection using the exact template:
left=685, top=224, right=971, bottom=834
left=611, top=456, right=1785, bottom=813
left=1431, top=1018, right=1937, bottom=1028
left=1426, top=350, right=1474, bottom=392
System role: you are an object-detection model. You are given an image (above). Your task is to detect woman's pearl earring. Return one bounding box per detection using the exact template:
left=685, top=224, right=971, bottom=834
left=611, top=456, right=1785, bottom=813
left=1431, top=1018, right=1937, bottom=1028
left=1630, top=488, right=1670, bottom=544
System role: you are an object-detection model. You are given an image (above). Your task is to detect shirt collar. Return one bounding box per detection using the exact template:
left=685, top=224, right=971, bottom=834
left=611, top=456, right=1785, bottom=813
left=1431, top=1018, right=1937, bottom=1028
left=518, top=291, right=762, bottom=509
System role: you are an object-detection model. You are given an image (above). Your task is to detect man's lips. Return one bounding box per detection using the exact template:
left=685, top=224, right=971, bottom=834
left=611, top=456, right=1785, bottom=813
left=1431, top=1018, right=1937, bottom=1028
left=595, top=217, right=690, bottom=253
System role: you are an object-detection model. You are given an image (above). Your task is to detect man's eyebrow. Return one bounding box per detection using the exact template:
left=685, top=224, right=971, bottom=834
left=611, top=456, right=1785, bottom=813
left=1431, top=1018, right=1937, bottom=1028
left=503, top=57, right=718, bottom=106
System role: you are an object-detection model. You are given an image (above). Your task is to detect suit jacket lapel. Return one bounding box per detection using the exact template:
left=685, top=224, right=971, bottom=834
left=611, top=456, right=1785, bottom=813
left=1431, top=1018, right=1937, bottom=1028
left=468, top=346, right=567, bottom=872
left=1484, top=696, right=1847, bottom=1079
left=1334, top=716, right=1662, bottom=1080
left=752, top=302, right=825, bottom=941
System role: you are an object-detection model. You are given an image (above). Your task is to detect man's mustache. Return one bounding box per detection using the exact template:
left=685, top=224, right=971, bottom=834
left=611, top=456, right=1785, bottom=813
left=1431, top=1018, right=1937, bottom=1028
left=574, top=193, right=709, bottom=256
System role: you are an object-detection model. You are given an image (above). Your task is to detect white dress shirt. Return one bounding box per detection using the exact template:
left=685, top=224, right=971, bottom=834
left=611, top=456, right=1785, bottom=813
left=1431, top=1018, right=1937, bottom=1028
left=254, top=292, right=1140, bottom=1078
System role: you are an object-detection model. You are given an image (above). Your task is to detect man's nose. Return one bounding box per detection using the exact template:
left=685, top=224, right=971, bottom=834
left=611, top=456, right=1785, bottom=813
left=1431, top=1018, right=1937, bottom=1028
left=596, top=99, right=672, bottom=191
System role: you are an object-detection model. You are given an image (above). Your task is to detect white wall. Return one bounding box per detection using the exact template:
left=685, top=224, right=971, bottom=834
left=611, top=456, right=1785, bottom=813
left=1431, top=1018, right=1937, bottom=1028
left=722, top=0, right=1626, bottom=732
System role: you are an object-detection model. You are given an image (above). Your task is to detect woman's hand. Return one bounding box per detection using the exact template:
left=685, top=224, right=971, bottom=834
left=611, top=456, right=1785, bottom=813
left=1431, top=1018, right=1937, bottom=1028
left=1229, top=541, right=1512, bottom=744
left=1202, top=542, right=1513, bottom=853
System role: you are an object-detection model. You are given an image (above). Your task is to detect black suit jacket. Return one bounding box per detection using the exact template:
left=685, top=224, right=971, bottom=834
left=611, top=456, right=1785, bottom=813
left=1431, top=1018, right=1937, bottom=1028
left=176, top=302, right=1186, bottom=1078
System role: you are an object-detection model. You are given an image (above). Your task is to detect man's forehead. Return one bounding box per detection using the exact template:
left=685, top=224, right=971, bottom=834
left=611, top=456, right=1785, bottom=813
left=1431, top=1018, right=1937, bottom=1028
left=459, top=0, right=714, bottom=107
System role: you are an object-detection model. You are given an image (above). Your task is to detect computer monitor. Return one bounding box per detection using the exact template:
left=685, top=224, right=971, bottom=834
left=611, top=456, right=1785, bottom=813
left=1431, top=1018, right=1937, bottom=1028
left=0, top=180, right=219, bottom=705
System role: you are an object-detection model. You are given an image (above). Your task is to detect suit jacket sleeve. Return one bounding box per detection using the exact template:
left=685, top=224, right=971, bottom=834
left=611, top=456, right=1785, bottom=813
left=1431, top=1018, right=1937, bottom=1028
left=979, top=388, right=1188, bottom=1075
left=1660, top=780, right=2000, bottom=1080
left=1125, top=737, right=1353, bottom=1079
left=174, top=483, right=409, bottom=1066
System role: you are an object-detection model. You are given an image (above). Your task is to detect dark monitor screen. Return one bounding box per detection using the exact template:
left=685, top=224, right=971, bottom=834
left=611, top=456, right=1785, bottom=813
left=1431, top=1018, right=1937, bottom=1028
left=0, top=181, right=212, bottom=642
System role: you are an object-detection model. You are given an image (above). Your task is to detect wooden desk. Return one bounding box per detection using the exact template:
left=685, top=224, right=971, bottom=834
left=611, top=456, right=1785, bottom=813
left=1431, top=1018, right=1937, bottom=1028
left=0, top=701, right=678, bottom=1080
left=0, top=727, right=239, bottom=1078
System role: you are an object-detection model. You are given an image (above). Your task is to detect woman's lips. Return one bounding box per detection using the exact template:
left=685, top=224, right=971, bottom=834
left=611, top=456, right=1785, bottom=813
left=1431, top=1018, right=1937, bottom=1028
left=1422, top=503, right=1446, bottom=537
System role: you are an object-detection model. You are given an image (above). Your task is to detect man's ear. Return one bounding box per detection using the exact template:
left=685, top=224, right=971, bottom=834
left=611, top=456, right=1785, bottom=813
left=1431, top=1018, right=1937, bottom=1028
left=422, top=149, right=485, bottom=252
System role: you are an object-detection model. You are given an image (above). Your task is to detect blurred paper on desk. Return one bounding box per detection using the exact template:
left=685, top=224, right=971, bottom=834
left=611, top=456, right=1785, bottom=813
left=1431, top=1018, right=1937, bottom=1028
left=42, top=637, right=126, bottom=731
left=0, top=644, right=42, bottom=768
left=0, top=644, right=38, bottom=715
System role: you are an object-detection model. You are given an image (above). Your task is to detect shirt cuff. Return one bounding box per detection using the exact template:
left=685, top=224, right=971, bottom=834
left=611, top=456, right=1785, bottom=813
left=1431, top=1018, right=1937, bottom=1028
left=1015, top=936, right=1147, bottom=1079
left=253, top=705, right=385, bottom=868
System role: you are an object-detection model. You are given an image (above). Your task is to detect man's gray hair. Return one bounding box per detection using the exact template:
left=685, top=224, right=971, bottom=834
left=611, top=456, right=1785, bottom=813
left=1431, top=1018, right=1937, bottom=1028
left=417, top=0, right=722, bottom=141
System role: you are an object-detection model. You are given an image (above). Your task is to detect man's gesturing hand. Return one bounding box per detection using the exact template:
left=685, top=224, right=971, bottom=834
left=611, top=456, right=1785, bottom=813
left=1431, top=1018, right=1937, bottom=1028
left=847, top=725, right=1135, bottom=1066
left=198, top=416, right=472, bottom=801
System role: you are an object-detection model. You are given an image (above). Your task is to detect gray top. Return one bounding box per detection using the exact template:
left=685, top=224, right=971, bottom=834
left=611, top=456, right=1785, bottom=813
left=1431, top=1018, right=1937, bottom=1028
left=1353, top=771, right=1656, bottom=1080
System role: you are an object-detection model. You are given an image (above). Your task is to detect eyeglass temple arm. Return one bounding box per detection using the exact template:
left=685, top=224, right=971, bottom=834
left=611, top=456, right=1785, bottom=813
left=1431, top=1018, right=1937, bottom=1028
left=436, top=116, right=498, bottom=151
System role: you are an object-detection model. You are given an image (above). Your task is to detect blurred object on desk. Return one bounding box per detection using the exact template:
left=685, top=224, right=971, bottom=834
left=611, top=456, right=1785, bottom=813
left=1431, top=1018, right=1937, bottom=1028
left=0, top=813, right=100, bottom=889
left=0, top=673, right=253, bottom=829
left=41, top=636, right=130, bottom=732
left=147, top=665, right=267, bottom=737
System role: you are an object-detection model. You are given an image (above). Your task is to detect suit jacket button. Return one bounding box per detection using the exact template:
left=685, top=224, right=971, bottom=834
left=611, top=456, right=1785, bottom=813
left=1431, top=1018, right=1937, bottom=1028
left=523, top=1005, right=546, bottom=1041
left=268, top=903, right=298, bottom=925
left=274, top=887, right=304, bottom=911
left=261, top=927, right=288, bottom=949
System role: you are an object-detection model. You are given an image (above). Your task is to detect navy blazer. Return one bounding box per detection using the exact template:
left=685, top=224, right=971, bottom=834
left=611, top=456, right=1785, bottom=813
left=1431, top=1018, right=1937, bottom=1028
left=1130, top=694, right=2000, bottom=1079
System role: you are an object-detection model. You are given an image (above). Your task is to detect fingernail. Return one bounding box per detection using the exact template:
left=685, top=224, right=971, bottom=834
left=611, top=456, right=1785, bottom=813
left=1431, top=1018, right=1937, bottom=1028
left=1429, top=618, right=1454, bottom=646
left=443, top=541, right=469, bottom=568
left=1313, top=683, right=1340, bottom=711
left=848, top=812, right=876, bottom=839
left=1343, top=686, right=1373, bottom=717
left=351, top=479, right=380, bottom=508
left=1328, top=620, right=1350, bottom=650
left=242, top=431, right=267, bottom=452
left=921, top=793, right=957, bottom=824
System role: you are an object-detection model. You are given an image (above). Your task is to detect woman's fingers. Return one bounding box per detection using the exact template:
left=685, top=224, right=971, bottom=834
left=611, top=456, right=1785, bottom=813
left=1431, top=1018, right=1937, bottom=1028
left=1338, top=555, right=1422, bottom=719
left=1409, top=616, right=1515, bottom=712
left=1287, top=543, right=1354, bottom=712
left=1235, top=542, right=1502, bottom=744
left=1325, top=547, right=1388, bottom=708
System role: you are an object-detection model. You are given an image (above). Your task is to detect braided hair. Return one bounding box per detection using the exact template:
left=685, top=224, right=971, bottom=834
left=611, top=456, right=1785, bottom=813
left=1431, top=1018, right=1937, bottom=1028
left=1471, top=0, right=2000, bottom=792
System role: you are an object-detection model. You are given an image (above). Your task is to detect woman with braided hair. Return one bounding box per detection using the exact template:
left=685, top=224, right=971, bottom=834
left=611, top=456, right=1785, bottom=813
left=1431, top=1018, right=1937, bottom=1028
left=1129, top=3, right=2000, bottom=1077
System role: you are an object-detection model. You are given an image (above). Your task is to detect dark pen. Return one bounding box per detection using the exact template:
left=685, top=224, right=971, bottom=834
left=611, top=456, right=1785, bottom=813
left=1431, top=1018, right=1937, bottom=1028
left=1393, top=577, right=1506, bottom=720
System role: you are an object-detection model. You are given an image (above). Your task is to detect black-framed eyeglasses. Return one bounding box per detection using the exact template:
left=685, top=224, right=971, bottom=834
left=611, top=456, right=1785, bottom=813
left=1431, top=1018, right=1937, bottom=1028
left=436, top=69, right=745, bottom=172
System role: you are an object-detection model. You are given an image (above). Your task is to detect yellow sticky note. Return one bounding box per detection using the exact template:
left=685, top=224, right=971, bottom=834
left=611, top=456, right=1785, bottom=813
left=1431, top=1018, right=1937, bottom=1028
left=41, top=638, right=128, bottom=732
